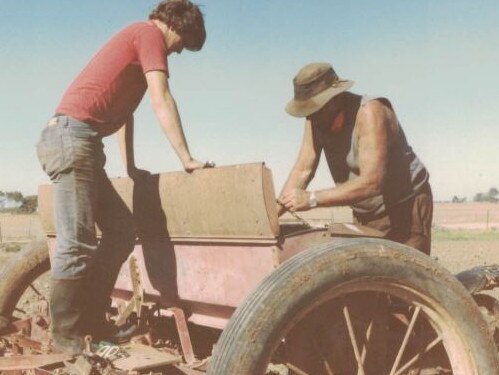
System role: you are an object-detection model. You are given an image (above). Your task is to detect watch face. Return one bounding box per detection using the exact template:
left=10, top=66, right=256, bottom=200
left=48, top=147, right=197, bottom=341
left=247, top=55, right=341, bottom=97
left=308, top=192, right=318, bottom=208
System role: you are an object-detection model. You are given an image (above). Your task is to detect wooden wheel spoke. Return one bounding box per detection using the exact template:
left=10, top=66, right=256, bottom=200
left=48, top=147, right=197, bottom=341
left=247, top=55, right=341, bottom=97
left=312, top=336, right=334, bottom=375
left=343, top=305, right=366, bottom=375
left=389, top=305, right=422, bottom=375
left=394, top=335, right=443, bottom=375
left=356, top=319, right=373, bottom=375
left=323, top=361, right=334, bottom=375
left=285, top=362, right=312, bottom=375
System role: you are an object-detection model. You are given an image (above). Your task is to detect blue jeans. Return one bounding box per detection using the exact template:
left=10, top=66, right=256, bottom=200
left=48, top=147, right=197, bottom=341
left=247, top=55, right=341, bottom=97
left=37, top=116, right=135, bottom=280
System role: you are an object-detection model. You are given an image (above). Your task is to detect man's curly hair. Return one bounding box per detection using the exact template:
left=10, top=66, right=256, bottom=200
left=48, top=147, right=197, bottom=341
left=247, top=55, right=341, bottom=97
left=149, top=0, right=206, bottom=51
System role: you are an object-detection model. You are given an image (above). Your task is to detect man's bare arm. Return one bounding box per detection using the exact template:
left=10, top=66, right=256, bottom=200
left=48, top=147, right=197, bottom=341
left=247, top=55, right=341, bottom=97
left=277, top=119, right=321, bottom=215
left=145, top=70, right=204, bottom=172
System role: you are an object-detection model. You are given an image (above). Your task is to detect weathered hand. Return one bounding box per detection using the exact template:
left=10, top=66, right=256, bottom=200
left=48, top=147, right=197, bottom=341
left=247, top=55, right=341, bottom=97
left=127, top=166, right=150, bottom=180
left=276, top=201, right=286, bottom=217
left=280, top=188, right=311, bottom=212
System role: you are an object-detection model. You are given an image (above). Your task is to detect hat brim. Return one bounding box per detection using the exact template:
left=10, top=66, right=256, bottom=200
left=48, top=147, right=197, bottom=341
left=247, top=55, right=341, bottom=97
left=285, top=80, right=354, bottom=118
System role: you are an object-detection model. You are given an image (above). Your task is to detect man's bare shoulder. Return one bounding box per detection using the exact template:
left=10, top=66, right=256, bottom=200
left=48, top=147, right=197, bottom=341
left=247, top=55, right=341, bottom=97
left=356, top=98, right=398, bottom=134
left=359, top=98, right=395, bottom=120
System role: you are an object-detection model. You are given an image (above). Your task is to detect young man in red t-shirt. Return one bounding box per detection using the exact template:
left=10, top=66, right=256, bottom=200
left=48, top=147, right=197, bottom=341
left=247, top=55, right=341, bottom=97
left=36, top=0, right=209, bottom=354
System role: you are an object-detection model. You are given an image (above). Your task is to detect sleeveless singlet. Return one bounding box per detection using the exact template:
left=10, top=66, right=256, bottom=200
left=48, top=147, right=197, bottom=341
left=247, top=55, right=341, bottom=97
left=317, top=95, right=429, bottom=219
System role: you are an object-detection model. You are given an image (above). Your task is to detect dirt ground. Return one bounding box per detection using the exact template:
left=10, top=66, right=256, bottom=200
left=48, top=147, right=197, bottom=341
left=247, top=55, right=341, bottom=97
left=0, top=213, right=44, bottom=242
left=431, top=238, right=499, bottom=273
left=432, top=202, right=499, bottom=230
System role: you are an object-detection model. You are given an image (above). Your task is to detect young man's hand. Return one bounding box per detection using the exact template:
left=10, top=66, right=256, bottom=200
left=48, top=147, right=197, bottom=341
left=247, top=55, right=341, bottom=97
left=183, top=159, right=215, bottom=173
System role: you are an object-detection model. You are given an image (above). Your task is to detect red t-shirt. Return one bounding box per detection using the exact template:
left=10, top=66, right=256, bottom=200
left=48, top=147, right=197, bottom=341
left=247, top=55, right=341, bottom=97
left=56, top=22, right=169, bottom=136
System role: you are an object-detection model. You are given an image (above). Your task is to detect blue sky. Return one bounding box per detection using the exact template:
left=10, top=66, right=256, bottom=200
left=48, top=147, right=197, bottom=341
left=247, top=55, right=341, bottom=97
left=1, top=0, right=498, bottom=201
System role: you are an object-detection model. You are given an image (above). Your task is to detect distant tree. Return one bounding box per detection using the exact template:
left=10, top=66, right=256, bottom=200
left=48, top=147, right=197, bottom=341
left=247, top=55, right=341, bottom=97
left=0, top=191, right=38, bottom=213
left=473, top=187, right=499, bottom=203
left=19, top=195, right=38, bottom=214
left=452, top=196, right=466, bottom=203
left=489, top=187, right=498, bottom=202
left=5, top=191, right=23, bottom=203
left=474, top=193, right=484, bottom=202
left=0, top=191, right=23, bottom=210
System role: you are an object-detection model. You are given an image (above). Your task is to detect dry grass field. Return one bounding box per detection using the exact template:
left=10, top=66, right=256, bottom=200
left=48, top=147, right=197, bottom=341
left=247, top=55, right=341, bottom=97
left=433, top=202, right=499, bottom=230
left=0, top=213, right=44, bottom=242
left=431, top=202, right=499, bottom=273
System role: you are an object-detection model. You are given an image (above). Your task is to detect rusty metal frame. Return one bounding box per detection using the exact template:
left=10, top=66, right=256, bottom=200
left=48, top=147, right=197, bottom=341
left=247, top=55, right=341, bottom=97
left=169, top=307, right=196, bottom=365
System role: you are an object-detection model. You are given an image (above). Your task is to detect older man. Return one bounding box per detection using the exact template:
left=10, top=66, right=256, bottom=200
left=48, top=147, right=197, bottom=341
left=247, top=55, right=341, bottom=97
left=278, top=62, right=433, bottom=254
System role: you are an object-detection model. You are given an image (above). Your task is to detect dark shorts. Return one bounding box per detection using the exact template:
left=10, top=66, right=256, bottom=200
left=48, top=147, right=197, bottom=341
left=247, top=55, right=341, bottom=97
left=354, top=183, right=433, bottom=255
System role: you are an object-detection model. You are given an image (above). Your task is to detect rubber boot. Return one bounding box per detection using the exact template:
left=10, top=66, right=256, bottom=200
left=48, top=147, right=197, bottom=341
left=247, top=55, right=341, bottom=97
left=84, top=267, right=138, bottom=343
left=49, top=279, right=86, bottom=355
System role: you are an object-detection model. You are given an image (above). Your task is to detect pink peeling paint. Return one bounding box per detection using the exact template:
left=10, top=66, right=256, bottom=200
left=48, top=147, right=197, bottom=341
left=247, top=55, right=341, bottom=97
left=110, top=242, right=277, bottom=328
left=48, top=238, right=278, bottom=329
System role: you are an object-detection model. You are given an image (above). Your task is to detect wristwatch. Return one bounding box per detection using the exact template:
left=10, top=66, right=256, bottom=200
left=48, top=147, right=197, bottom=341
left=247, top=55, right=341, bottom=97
left=308, top=191, right=318, bottom=208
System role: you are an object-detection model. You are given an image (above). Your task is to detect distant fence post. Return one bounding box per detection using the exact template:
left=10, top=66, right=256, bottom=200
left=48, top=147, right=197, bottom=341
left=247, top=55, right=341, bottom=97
left=486, top=209, right=490, bottom=230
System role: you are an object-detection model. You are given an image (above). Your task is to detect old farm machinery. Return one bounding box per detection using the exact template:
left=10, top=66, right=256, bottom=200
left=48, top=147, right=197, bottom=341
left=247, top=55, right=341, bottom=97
left=0, top=163, right=498, bottom=374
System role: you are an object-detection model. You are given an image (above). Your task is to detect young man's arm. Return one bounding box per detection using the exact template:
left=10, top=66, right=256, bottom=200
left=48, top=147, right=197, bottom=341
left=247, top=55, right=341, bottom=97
left=277, top=119, right=321, bottom=215
left=280, top=100, right=394, bottom=212
left=145, top=70, right=205, bottom=172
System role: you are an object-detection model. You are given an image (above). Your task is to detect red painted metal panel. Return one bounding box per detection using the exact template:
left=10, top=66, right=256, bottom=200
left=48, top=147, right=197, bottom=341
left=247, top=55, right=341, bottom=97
left=48, top=236, right=277, bottom=328
left=111, top=243, right=277, bottom=323
left=174, top=244, right=276, bottom=307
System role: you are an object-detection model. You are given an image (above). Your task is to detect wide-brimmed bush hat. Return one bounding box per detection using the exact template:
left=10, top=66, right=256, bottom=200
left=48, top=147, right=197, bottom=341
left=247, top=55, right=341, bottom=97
left=285, top=62, right=354, bottom=118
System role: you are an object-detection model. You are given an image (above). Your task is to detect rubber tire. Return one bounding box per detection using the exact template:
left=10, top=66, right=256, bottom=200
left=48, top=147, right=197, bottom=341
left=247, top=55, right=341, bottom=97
left=0, top=239, right=50, bottom=332
left=207, top=238, right=498, bottom=375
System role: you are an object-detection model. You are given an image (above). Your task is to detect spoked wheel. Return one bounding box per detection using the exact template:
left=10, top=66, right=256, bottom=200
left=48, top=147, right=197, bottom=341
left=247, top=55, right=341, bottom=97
left=208, top=239, right=498, bottom=375
left=0, top=239, right=51, bottom=332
